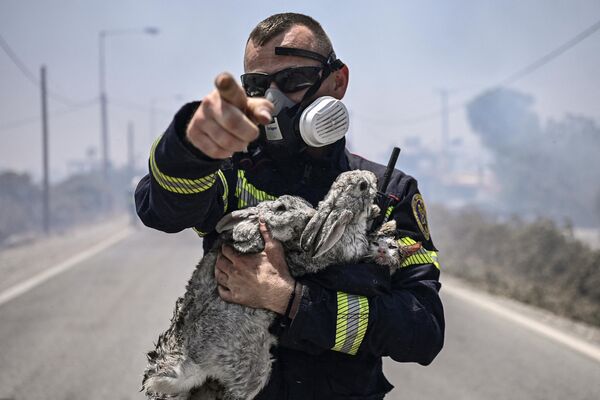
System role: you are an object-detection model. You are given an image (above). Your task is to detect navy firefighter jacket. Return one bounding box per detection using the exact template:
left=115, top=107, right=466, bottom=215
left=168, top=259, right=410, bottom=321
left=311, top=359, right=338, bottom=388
left=135, top=102, right=445, bottom=400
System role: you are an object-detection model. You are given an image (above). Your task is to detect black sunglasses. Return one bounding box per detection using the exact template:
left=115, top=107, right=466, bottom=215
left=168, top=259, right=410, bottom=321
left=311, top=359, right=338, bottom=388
left=240, top=66, right=323, bottom=97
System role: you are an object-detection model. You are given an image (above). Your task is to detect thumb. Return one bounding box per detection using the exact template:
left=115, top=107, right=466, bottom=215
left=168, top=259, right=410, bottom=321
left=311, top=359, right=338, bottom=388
left=259, top=217, right=284, bottom=253
left=259, top=218, right=287, bottom=271
left=215, top=72, right=248, bottom=112
left=259, top=217, right=273, bottom=243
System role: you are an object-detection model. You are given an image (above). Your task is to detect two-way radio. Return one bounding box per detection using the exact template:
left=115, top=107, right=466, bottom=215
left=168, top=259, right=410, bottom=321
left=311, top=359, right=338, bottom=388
left=369, top=146, right=402, bottom=233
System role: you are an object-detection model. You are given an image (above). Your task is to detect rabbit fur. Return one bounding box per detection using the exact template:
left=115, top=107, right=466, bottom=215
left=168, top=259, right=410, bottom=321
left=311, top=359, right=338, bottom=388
left=142, top=170, right=380, bottom=400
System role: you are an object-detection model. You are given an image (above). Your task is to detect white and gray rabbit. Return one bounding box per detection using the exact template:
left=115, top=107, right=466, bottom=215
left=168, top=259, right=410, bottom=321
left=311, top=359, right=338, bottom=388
left=142, top=170, right=379, bottom=400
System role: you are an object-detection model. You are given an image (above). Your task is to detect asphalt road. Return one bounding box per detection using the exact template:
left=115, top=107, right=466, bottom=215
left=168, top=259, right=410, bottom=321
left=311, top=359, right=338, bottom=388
left=0, top=227, right=599, bottom=400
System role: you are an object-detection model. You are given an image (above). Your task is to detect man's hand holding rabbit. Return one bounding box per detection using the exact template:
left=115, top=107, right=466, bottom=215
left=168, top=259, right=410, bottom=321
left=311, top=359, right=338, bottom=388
left=216, top=219, right=295, bottom=314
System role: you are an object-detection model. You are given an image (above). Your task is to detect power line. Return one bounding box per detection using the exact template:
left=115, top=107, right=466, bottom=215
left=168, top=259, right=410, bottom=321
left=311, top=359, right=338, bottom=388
left=500, top=18, right=600, bottom=86
left=0, top=32, right=39, bottom=86
left=355, top=17, right=600, bottom=128
left=0, top=97, right=99, bottom=133
left=0, top=95, right=175, bottom=133
left=0, top=31, right=79, bottom=107
left=109, top=97, right=173, bottom=115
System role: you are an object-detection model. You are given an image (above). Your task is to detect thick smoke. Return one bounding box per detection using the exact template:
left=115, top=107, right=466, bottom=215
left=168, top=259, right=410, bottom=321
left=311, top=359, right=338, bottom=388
left=467, top=88, right=600, bottom=227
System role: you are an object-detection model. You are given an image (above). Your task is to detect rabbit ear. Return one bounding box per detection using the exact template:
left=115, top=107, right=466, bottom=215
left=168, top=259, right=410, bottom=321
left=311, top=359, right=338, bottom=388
left=301, top=209, right=353, bottom=258
left=402, top=242, right=422, bottom=257
left=313, top=210, right=353, bottom=258
left=300, top=205, right=331, bottom=252
left=215, top=209, right=256, bottom=233
left=312, top=210, right=353, bottom=258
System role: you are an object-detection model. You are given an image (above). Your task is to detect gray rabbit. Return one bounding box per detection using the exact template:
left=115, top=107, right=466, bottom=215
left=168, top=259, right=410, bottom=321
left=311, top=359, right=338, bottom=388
left=142, top=170, right=379, bottom=400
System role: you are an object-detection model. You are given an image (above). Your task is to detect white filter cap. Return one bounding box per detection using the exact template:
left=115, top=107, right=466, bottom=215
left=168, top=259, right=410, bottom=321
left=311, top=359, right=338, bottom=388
left=299, top=96, right=349, bottom=147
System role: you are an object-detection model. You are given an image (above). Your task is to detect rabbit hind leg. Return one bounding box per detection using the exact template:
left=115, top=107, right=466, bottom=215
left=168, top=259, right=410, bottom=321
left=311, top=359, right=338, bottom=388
left=145, top=359, right=208, bottom=396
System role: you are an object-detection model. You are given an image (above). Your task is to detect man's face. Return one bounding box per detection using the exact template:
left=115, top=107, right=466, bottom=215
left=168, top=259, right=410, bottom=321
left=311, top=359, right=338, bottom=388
left=244, top=24, right=344, bottom=104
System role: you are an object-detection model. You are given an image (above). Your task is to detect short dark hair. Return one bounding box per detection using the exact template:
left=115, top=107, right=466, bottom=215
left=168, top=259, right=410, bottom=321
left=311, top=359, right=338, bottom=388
left=247, top=13, right=333, bottom=56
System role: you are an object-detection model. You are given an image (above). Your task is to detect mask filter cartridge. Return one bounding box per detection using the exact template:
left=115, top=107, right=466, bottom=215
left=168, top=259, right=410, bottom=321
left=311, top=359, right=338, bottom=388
left=299, top=96, right=350, bottom=147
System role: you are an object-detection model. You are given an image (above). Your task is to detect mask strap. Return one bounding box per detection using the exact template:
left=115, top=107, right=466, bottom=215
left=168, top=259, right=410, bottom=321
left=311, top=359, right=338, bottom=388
left=274, top=47, right=329, bottom=64
left=299, top=75, right=326, bottom=107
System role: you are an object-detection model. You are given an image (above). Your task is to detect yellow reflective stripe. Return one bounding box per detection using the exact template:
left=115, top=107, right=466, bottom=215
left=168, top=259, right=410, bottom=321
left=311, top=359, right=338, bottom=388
left=217, top=170, right=229, bottom=213
left=192, top=171, right=228, bottom=237
left=192, top=227, right=207, bottom=237
left=397, top=237, right=441, bottom=269
left=332, top=292, right=348, bottom=352
left=150, top=136, right=216, bottom=194
left=399, top=236, right=417, bottom=245
left=430, top=251, right=441, bottom=269
left=400, top=252, right=436, bottom=267
left=385, top=206, right=394, bottom=219
left=332, top=292, right=369, bottom=355
left=235, top=170, right=277, bottom=208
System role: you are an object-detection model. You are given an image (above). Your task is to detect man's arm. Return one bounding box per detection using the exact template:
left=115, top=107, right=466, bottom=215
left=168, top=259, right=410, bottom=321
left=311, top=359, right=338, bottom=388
left=212, top=166, right=444, bottom=364
left=278, top=179, right=444, bottom=365
left=279, top=263, right=443, bottom=365
left=135, top=73, right=273, bottom=234
left=135, top=102, right=230, bottom=234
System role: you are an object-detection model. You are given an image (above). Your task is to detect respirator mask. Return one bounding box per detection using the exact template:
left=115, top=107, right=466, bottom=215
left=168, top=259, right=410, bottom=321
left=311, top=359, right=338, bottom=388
left=241, top=47, right=349, bottom=160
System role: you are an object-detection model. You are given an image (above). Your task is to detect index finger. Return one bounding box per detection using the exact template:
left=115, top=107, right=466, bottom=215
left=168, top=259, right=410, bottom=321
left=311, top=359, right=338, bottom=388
left=220, top=243, right=237, bottom=261
left=215, top=73, right=248, bottom=112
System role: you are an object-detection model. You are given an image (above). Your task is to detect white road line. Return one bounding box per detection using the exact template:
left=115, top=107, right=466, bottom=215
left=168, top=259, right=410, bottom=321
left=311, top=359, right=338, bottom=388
left=0, top=228, right=132, bottom=307
left=443, top=281, right=600, bottom=364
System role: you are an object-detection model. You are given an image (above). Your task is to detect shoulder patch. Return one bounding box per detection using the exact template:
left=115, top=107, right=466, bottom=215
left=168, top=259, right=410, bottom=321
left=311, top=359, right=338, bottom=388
left=411, top=193, right=430, bottom=241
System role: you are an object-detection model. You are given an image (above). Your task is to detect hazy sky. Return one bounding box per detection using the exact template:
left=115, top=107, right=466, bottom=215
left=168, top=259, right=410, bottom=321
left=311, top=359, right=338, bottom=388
left=1, top=0, right=599, bottom=181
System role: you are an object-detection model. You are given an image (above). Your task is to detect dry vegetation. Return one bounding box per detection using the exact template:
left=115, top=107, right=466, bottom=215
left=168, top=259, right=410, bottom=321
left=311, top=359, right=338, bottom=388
left=429, top=205, right=600, bottom=327
left=0, top=169, right=134, bottom=245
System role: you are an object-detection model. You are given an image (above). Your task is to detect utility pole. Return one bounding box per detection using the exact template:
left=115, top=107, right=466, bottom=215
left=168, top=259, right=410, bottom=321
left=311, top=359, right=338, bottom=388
left=99, top=31, right=109, bottom=183
left=98, top=31, right=111, bottom=212
left=127, top=121, right=135, bottom=179
left=40, top=66, right=50, bottom=234
left=98, top=27, right=159, bottom=211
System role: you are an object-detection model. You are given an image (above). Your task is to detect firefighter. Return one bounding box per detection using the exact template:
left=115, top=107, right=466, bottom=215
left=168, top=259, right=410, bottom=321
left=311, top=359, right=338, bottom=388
left=135, top=12, right=444, bottom=400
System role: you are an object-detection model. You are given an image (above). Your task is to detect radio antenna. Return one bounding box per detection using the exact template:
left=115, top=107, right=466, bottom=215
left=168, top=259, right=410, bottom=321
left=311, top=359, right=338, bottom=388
left=379, top=147, right=401, bottom=193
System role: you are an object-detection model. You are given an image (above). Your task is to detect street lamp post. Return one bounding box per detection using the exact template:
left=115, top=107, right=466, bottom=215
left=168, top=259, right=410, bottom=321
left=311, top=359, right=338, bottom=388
left=98, top=27, right=159, bottom=209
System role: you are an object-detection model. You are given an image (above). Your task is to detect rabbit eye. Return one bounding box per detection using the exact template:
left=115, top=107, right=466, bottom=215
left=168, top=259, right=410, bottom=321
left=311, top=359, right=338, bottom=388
left=371, top=242, right=379, bottom=246
left=359, top=181, right=368, bottom=191
left=276, top=204, right=286, bottom=212
left=388, top=243, right=398, bottom=249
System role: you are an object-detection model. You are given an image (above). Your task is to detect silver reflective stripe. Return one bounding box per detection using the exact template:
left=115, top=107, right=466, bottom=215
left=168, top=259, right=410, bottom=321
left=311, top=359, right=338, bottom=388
left=340, top=294, right=361, bottom=354
left=331, top=292, right=369, bottom=355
